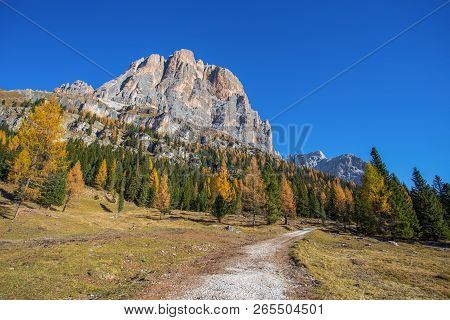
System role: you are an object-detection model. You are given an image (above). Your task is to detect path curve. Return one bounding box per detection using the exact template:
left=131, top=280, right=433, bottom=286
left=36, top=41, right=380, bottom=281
left=178, top=228, right=313, bottom=300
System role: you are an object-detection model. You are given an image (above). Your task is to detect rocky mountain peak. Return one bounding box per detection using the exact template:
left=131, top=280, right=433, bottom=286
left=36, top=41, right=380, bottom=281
left=6, top=49, right=272, bottom=153
left=287, top=151, right=366, bottom=184
left=55, top=80, right=94, bottom=95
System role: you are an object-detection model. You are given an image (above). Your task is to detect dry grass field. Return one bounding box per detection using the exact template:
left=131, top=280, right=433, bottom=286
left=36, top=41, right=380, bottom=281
left=292, top=230, right=450, bottom=299
left=0, top=182, right=289, bottom=299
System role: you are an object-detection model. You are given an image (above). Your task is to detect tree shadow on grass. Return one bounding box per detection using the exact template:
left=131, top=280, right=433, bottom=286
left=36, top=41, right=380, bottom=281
left=0, top=187, right=15, bottom=220
left=0, top=202, right=14, bottom=219
left=100, top=203, right=113, bottom=213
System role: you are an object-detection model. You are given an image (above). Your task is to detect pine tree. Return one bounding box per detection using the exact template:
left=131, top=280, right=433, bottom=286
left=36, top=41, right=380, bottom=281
left=411, top=168, right=446, bottom=240
left=212, top=194, right=227, bottom=223
left=63, top=161, right=84, bottom=212
left=370, top=148, right=420, bottom=239
left=38, top=172, right=67, bottom=208
left=388, top=175, right=420, bottom=239
left=125, top=173, right=140, bottom=203
left=308, top=188, right=321, bottom=218
left=296, top=182, right=309, bottom=217
left=8, top=98, right=67, bottom=219
left=370, top=147, right=389, bottom=178
left=154, top=172, right=170, bottom=218
left=263, top=164, right=282, bottom=224
left=280, top=174, right=296, bottom=225
left=94, top=159, right=108, bottom=190
left=433, top=175, right=450, bottom=226
left=242, top=157, right=266, bottom=226
left=118, top=171, right=126, bottom=213
left=137, top=175, right=150, bottom=207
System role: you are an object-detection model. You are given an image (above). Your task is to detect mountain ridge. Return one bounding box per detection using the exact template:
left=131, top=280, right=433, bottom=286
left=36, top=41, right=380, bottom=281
left=287, top=151, right=366, bottom=184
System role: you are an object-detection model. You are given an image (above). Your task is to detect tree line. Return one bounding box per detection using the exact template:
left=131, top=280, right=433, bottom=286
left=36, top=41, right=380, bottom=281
left=0, top=98, right=448, bottom=241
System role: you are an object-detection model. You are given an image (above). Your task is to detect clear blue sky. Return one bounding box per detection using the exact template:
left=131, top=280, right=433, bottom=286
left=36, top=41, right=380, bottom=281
left=1, top=0, right=449, bottom=186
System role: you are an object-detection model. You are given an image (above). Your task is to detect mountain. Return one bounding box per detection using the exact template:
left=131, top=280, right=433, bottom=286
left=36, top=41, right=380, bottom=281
left=0, top=49, right=273, bottom=153
left=287, top=151, right=366, bottom=184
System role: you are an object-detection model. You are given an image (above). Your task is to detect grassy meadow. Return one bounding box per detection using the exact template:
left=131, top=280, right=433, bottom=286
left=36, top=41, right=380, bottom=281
left=292, top=230, right=449, bottom=299
left=0, top=182, right=288, bottom=299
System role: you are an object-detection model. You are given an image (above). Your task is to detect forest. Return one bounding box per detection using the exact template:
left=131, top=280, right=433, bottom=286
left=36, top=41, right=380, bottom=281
left=0, top=98, right=448, bottom=241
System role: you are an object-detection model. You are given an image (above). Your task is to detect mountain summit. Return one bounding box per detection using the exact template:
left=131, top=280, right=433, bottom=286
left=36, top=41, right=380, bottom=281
left=55, top=49, right=273, bottom=152
left=287, top=151, right=366, bottom=184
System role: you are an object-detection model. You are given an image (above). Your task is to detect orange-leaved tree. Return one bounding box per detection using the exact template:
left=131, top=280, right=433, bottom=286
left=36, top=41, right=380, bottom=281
left=154, top=171, right=170, bottom=218
left=280, top=174, right=296, bottom=225
left=8, top=97, right=67, bottom=220
left=63, top=161, right=84, bottom=212
left=242, top=157, right=266, bottom=226
left=94, top=159, right=108, bottom=190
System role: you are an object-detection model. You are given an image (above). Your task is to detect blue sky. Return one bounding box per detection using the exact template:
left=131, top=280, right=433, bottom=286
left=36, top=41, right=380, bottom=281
left=1, top=0, right=449, bottom=185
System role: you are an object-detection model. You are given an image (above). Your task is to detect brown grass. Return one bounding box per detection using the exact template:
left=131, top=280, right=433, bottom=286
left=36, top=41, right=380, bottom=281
left=0, top=182, right=291, bottom=299
left=292, top=230, right=450, bottom=299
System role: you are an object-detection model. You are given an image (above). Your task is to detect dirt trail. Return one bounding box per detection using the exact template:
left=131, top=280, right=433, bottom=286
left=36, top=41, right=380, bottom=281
left=175, top=228, right=314, bottom=300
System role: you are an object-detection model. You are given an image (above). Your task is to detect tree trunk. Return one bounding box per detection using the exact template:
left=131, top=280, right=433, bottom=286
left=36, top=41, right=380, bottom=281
left=13, top=197, right=23, bottom=221
left=284, top=213, right=288, bottom=225
left=62, top=195, right=70, bottom=212
left=252, top=212, right=256, bottom=227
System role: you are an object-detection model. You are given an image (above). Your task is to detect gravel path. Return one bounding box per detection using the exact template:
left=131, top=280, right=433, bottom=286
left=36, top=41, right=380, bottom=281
left=180, top=228, right=312, bottom=300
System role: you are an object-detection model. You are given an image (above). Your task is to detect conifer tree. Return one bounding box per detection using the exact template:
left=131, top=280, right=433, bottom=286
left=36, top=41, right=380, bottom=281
left=107, top=159, right=117, bottom=192
left=388, top=175, right=420, bottom=239
left=38, top=172, right=67, bottom=209
left=125, top=173, right=140, bottom=203
left=296, top=182, right=309, bottom=217
left=433, top=176, right=450, bottom=226
left=369, top=148, right=420, bottom=239
left=94, top=159, right=108, bottom=190
left=280, top=174, right=296, bottom=225
left=63, top=161, right=84, bottom=212
left=355, top=164, right=391, bottom=235
left=242, top=157, right=266, bottom=226
left=212, top=194, right=227, bottom=223
left=8, top=98, right=67, bottom=219
left=117, top=171, right=126, bottom=213
left=262, top=164, right=281, bottom=224
left=370, top=147, right=389, bottom=178
left=411, top=168, right=446, bottom=240
left=137, top=175, right=150, bottom=207
left=0, top=130, right=6, bottom=145
left=148, top=166, right=159, bottom=207
left=213, top=159, right=234, bottom=202
left=155, top=172, right=170, bottom=218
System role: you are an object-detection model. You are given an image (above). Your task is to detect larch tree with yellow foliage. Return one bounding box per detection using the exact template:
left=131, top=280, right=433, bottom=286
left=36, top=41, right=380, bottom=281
left=211, top=159, right=234, bottom=222
left=94, top=159, right=108, bottom=190
left=63, top=161, right=84, bottom=212
left=242, top=157, right=266, bottom=226
left=8, top=97, right=67, bottom=220
left=148, top=165, right=159, bottom=206
left=154, top=172, right=170, bottom=219
left=355, top=163, right=391, bottom=235
left=0, top=130, right=6, bottom=145
left=280, top=174, right=296, bottom=225
left=213, top=159, right=234, bottom=203
left=7, top=135, right=19, bottom=152
left=106, top=159, right=117, bottom=193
